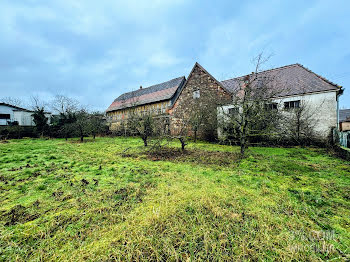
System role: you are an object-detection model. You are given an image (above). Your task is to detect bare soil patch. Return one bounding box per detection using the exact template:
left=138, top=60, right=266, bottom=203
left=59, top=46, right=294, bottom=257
left=144, top=147, right=240, bottom=166
left=2, top=205, right=39, bottom=226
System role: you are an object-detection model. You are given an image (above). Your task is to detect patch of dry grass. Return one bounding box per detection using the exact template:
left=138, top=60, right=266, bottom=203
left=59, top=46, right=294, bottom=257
left=0, top=137, right=349, bottom=261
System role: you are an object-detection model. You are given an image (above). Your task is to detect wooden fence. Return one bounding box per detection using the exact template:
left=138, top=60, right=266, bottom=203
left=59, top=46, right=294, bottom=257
left=339, top=131, right=350, bottom=148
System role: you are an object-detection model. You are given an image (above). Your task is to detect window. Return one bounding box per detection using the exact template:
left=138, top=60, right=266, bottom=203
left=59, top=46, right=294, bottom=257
left=284, top=100, right=300, bottom=110
left=193, top=90, right=200, bottom=99
left=265, top=103, right=278, bottom=110
left=0, top=114, right=10, bottom=119
left=228, top=107, right=239, bottom=115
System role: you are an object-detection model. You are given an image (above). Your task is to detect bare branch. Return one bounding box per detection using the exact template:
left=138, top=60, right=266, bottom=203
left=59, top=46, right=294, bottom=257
left=0, top=97, right=24, bottom=107
left=51, top=95, right=79, bottom=114
left=30, top=95, right=47, bottom=111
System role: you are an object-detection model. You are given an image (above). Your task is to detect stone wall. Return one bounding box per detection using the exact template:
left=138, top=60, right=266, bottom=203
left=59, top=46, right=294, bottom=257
left=168, top=63, right=232, bottom=139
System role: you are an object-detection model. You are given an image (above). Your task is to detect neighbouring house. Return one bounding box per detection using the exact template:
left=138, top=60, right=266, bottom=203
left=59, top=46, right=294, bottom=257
left=106, top=63, right=343, bottom=139
left=339, top=109, right=350, bottom=132
left=0, top=103, right=52, bottom=126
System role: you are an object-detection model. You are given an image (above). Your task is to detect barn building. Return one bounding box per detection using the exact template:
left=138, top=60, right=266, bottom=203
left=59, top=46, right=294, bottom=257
left=106, top=76, right=186, bottom=131
left=106, top=63, right=343, bottom=139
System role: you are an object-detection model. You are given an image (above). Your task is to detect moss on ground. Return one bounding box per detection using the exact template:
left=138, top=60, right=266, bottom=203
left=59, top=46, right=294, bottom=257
left=0, top=137, right=349, bottom=261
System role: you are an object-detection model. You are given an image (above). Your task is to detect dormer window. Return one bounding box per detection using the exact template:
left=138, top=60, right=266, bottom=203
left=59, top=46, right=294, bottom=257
left=193, top=90, right=200, bottom=99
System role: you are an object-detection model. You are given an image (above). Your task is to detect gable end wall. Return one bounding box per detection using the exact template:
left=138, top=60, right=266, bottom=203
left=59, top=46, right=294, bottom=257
left=169, top=64, right=232, bottom=135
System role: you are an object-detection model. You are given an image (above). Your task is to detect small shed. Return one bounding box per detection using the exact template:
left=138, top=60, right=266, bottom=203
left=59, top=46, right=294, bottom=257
left=339, top=109, right=350, bottom=132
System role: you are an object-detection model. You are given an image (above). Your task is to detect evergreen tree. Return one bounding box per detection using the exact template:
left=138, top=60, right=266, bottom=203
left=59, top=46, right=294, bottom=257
left=32, top=108, right=49, bottom=137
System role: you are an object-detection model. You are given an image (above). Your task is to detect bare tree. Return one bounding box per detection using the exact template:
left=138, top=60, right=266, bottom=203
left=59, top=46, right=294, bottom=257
left=74, top=109, right=90, bottom=142
left=169, top=117, right=191, bottom=151
left=0, top=97, right=24, bottom=107
left=51, top=95, right=79, bottom=114
left=188, top=93, right=220, bottom=142
left=30, top=95, right=47, bottom=111
left=29, top=96, right=50, bottom=137
left=89, top=112, right=107, bottom=140
left=127, top=109, right=154, bottom=147
left=218, top=53, right=282, bottom=155
left=117, top=91, right=156, bottom=147
left=58, top=112, right=77, bottom=141
left=281, top=100, right=319, bottom=145
left=189, top=112, right=205, bottom=143
left=176, top=125, right=188, bottom=151
left=49, top=95, right=80, bottom=140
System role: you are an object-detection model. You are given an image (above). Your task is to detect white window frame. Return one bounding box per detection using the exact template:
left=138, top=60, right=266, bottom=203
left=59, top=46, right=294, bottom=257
left=193, top=90, right=200, bottom=99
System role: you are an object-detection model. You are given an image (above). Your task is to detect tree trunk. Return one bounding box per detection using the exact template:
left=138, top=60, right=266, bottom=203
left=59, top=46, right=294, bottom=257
left=179, top=138, right=186, bottom=151
left=296, top=118, right=300, bottom=144
left=93, top=134, right=96, bottom=140
left=240, top=144, right=245, bottom=155
left=194, top=130, right=197, bottom=143
left=240, top=134, right=246, bottom=156
left=143, top=136, right=148, bottom=147
left=79, top=126, right=84, bottom=142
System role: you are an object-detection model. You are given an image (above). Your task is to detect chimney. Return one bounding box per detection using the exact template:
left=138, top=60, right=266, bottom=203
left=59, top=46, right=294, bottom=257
left=140, top=85, right=142, bottom=89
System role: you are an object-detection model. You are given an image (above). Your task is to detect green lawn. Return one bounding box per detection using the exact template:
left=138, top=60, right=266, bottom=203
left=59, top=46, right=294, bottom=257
left=0, top=137, right=349, bottom=261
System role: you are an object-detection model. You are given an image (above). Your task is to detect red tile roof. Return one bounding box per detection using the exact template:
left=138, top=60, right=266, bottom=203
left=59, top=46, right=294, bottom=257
left=221, top=64, right=341, bottom=97
left=106, top=63, right=342, bottom=112
left=106, top=77, right=185, bottom=112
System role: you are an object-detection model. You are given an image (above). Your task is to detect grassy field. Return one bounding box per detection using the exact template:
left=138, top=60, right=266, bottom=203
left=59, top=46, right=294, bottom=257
left=0, top=137, right=349, bottom=261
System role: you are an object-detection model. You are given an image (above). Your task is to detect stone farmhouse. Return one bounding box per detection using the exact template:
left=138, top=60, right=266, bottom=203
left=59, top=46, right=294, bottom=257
left=106, top=63, right=343, bottom=139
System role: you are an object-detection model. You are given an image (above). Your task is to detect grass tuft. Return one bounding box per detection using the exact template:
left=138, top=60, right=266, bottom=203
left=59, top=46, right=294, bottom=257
left=0, top=137, right=349, bottom=261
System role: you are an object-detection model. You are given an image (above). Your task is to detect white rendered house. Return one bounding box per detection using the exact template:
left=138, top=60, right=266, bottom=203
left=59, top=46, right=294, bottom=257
left=218, top=64, right=343, bottom=139
left=0, top=103, right=51, bottom=126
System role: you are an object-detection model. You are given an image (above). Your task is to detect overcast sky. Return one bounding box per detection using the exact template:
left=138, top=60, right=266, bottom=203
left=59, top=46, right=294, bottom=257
left=1, top=0, right=349, bottom=111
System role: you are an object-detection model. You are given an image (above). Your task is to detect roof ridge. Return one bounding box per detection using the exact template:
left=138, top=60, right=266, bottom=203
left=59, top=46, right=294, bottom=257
left=142, top=76, right=185, bottom=90
left=221, top=63, right=299, bottom=83
left=295, top=63, right=341, bottom=88
left=167, top=62, right=233, bottom=110
left=221, top=63, right=342, bottom=88
left=0, top=102, right=31, bottom=111
left=114, top=76, right=185, bottom=101
left=194, top=62, right=232, bottom=94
